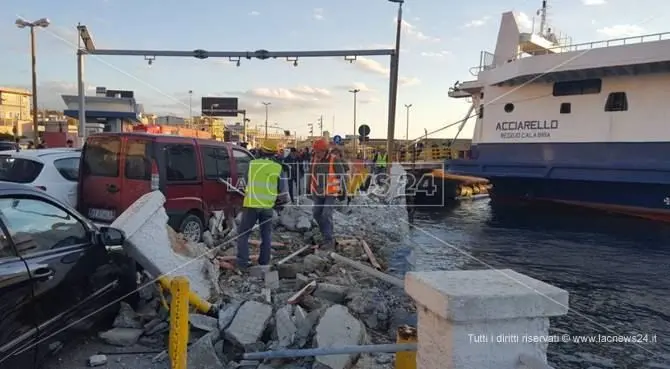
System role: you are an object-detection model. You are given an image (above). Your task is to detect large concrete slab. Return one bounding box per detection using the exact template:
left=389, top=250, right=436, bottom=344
left=112, top=191, right=218, bottom=300
left=225, top=301, right=273, bottom=347
left=314, top=305, right=366, bottom=369
left=405, top=269, right=569, bottom=322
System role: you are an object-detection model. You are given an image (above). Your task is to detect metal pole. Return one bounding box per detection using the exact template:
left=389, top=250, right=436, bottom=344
left=77, top=50, right=86, bottom=139
left=349, top=89, right=359, bottom=154
left=242, top=110, right=247, bottom=142
left=263, top=102, right=270, bottom=140
left=386, top=2, right=403, bottom=166
left=405, top=103, right=412, bottom=142
left=188, top=90, right=193, bottom=125
left=30, top=26, right=39, bottom=143
left=241, top=343, right=417, bottom=360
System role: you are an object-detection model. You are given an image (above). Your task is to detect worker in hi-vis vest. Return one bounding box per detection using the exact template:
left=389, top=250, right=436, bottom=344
left=236, top=145, right=290, bottom=270
left=309, top=138, right=347, bottom=250
left=373, top=150, right=387, bottom=174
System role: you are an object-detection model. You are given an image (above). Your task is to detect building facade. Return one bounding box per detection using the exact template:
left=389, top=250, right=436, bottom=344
left=0, top=87, right=31, bottom=136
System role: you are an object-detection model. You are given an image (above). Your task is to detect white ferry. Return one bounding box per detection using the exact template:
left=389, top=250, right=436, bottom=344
left=447, top=2, right=670, bottom=221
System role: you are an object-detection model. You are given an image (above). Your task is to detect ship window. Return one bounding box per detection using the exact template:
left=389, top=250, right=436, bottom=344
left=605, top=92, right=628, bottom=112
left=504, top=103, right=514, bottom=113
left=478, top=104, right=484, bottom=118
left=552, top=79, right=602, bottom=96
left=560, top=102, right=571, bottom=114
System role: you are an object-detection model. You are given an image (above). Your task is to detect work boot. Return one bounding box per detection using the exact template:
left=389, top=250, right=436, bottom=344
left=317, top=240, right=337, bottom=251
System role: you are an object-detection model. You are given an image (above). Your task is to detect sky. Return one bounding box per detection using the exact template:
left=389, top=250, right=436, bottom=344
left=1, top=0, right=666, bottom=139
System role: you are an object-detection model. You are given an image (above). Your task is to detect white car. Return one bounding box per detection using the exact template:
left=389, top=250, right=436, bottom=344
left=0, top=148, right=81, bottom=207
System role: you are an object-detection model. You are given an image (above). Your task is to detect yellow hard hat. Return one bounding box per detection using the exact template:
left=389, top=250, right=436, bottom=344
left=260, top=143, right=276, bottom=153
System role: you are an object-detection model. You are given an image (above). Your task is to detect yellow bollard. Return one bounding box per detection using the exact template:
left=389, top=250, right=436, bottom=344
left=395, top=325, right=417, bottom=369
left=157, top=276, right=213, bottom=314
left=169, top=276, right=190, bottom=369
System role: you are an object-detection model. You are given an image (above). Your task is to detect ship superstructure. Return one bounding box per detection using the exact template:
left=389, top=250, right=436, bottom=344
left=447, top=1, right=670, bottom=220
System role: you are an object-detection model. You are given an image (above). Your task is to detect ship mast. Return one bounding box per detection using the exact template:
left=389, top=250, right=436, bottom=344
left=538, top=0, right=548, bottom=36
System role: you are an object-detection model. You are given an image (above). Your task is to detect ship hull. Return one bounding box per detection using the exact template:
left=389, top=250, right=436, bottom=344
left=447, top=142, right=670, bottom=221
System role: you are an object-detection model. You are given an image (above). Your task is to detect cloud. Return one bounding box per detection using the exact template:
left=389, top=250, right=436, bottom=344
left=346, top=57, right=420, bottom=86
left=7, top=81, right=97, bottom=110
left=516, top=12, right=533, bottom=31
left=399, top=77, right=420, bottom=86
left=313, top=8, right=324, bottom=20
left=464, top=16, right=491, bottom=28
left=420, top=50, right=451, bottom=58
left=249, top=10, right=260, bottom=16
left=582, top=0, right=606, bottom=5
left=597, top=24, right=644, bottom=37
left=395, top=19, right=440, bottom=42
left=336, top=82, right=374, bottom=92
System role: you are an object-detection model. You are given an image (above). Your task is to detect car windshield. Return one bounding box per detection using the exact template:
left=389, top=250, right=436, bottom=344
left=0, top=155, right=44, bottom=183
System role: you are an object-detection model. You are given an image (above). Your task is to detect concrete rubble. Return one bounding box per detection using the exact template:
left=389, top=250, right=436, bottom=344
left=76, top=164, right=415, bottom=369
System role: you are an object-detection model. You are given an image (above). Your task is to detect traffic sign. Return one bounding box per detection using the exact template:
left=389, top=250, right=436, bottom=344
left=333, top=135, right=343, bottom=145
left=358, top=124, right=370, bottom=136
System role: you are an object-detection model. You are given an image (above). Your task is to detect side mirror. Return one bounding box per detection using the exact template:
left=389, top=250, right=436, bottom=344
left=97, top=226, right=125, bottom=246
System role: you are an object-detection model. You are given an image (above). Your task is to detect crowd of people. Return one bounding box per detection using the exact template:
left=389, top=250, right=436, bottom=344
left=231, top=138, right=391, bottom=273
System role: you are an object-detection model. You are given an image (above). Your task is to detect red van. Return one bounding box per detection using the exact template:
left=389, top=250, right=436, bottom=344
left=77, top=132, right=252, bottom=242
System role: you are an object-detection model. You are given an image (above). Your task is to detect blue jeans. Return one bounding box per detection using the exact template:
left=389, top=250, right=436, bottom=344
left=312, top=196, right=335, bottom=245
left=236, top=207, right=274, bottom=268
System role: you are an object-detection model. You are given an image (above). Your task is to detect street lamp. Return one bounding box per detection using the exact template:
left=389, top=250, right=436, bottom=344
left=349, top=89, right=360, bottom=153
left=262, top=102, right=271, bottom=140
left=386, top=0, right=403, bottom=163
left=16, top=17, right=50, bottom=142
left=404, top=104, right=412, bottom=142
left=188, top=90, right=193, bottom=125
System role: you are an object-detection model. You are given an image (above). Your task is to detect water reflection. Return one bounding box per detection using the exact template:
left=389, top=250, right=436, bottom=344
left=395, top=199, right=670, bottom=369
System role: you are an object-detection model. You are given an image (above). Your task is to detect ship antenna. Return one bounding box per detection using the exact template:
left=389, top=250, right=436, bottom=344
left=538, top=0, right=548, bottom=36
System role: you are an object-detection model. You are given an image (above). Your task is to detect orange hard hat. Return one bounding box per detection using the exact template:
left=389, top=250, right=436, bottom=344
left=312, top=138, right=328, bottom=151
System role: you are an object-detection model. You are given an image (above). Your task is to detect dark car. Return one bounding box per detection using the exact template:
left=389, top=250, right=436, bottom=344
left=0, top=182, right=136, bottom=369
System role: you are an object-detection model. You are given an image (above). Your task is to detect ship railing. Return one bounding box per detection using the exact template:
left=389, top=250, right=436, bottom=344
left=517, top=31, right=670, bottom=58
left=469, top=50, right=495, bottom=76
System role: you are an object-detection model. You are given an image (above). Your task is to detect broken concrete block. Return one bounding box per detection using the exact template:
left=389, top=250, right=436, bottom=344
left=295, top=215, right=311, bottom=231
left=275, top=305, right=297, bottom=348
left=264, top=270, right=280, bottom=290
left=98, top=328, right=144, bottom=347
left=112, top=302, right=143, bottom=329
left=202, top=230, right=215, bottom=247
left=225, top=301, right=273, bottom=347
left=88, top=354, right=107, bottom=367
left=315, top=305, right=366, bottom=369
left=189, top=313, right=218, bottom=332
left=249, top=265, right=270, bottom=278
left=303, top=254, right=328, bottom=273
left=218, top=300, right=243, bottom=331
left=187, top=331, right=223, bottom=369
left=111, top=191, right=219, bottom=301
left=277, top=263, right=302, bottom=279
left=313, top=283, right=349, bottom=304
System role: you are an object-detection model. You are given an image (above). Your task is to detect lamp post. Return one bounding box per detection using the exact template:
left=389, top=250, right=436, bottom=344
left=262, top=102, right=271, bottom=140
left=386, top=0, right=403, bottom=163
left=188, top=90, right=193, bottom=126
left=15, top=17, right=50, bottom=142
left=404, top=103, right=412, bottom=142
left=349, top=88, right=360, bottom=153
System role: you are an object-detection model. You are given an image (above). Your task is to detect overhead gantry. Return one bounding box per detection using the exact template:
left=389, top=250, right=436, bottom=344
left=75, top=24, right=401, bottom=154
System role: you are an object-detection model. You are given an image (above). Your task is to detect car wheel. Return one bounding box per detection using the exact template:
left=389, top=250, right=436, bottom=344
left=179, top=214, right=203, bottom=243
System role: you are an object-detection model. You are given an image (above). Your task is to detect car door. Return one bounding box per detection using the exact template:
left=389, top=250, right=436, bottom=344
left=0, top=195, right=113, bottom=364
left=200, top=145, right=232, bottom=212
left=52, top=156, right=80, bottom=208
left=0, top=226, right=37, bottom=369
